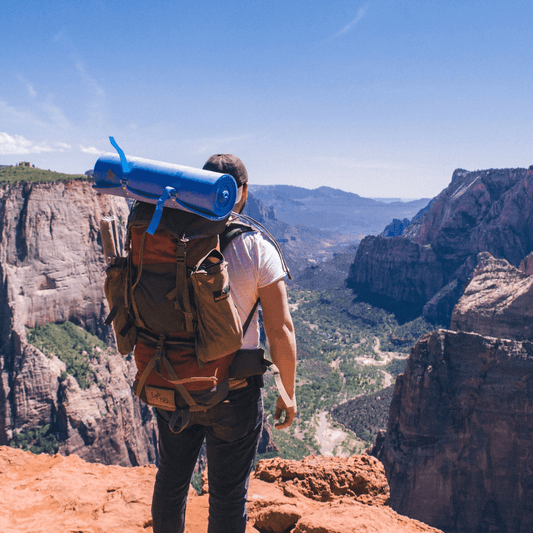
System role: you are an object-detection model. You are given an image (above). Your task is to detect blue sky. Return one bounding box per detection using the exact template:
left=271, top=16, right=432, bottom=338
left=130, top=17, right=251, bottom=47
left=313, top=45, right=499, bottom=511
left=1, top=0, right=532, bottom=198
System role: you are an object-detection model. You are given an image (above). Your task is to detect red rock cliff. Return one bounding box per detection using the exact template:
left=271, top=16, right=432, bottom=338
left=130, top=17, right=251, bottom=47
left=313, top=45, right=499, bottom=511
left=374, top=253, right=533, bottom=533
left=0, top=179, right=158, bottom=466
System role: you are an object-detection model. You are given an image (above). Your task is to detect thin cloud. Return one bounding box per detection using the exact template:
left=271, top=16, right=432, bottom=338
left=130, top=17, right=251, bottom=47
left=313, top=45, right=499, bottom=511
left=41, top=97, right=71, bottom=130
left=0, top=100, right=46, bottom=128
left=27, top=84, right=37, bottom=99
left=16, top=75, right=37, bottom=99
left=0, top=133, right=57, bottom=155
left=54, top=32, right=107, bottom=129
left=334, top=4, right=369, bottom=37
left=12, top=77, right=70, bottom=129
left=79, top=144, right=103, bottom=155
left=54, top=141, right=72, bottom=151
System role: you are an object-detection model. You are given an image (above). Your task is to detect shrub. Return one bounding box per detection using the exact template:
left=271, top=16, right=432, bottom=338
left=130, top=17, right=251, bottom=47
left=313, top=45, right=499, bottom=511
left=26, top=322, right=107, bottom=389
left=0, top=166, right=86, bottom=184
left=11, top=423, right=60, bottom=455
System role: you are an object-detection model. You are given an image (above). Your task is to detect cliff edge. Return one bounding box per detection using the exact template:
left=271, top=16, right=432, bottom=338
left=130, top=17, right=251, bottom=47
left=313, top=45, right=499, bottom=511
left=0, top=446, right=443, bottom=533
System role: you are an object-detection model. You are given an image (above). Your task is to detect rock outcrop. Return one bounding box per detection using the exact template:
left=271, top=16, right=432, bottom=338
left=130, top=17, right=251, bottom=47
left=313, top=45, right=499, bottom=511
left=381, top=218, right=411, bottom=237
left=0, top=446, right=444, bottom=533
left=0, top=178, right=158, bottom=466
left=450, top=252, right=533, bottom=341
left=347, top=167, right=533, bottom=323
left=373, top=254, right=533, bottom=533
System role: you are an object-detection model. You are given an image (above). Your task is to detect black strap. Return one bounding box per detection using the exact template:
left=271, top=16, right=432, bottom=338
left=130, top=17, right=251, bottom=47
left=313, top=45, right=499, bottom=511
left=242, top=298, right=260, bottom=337
left=220, top=221, right=260, bottom=338
left=219, top=222, right=256, bottom=252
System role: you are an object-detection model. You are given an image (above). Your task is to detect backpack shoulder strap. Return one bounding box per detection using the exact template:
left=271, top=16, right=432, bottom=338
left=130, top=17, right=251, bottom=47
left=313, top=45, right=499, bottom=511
left=219, top=221, right=257, bottom=252
left=231, top=214, right=292, bottom=280
left=220, top=220, right=261, bottom=336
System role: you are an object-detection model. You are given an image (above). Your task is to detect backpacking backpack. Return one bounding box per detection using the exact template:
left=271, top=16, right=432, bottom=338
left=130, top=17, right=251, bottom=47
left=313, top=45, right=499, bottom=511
left=104, top=201, right=270, bottom=431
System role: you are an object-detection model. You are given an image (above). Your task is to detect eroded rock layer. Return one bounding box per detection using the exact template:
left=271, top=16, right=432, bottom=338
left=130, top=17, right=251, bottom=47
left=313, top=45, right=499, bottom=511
left=0, top=179, right=158, bottom=465
left=450, top=252, right=533, bottom=341
left=374, top=329, right=533, bottom=533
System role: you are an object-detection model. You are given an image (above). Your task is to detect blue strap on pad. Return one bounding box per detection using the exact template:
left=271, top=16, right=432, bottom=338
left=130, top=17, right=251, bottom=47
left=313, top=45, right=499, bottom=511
left=147, top=186, right=176, bottom=235
left=109, top=136, right=171, bottom=234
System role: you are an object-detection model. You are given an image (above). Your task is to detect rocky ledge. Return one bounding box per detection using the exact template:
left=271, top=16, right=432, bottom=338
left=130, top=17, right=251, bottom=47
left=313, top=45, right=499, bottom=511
left=0, top=446, right=442, bottom=533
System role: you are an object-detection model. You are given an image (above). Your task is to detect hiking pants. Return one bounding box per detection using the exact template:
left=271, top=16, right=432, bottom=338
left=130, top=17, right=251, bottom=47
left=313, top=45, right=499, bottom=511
left=151, top=381, right=263, bottom=533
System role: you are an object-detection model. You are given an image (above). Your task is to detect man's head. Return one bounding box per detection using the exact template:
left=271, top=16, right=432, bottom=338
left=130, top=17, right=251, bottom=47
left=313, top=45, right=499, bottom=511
left=203, top=154, right=249, bottom=213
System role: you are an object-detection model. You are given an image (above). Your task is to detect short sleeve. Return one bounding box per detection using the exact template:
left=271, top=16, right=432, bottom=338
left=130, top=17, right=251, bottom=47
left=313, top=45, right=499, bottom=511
left=251, top=233, right=287, bottom=288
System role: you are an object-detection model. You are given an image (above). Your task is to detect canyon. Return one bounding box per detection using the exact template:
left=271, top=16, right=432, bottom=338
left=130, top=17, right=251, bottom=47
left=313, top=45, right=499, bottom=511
left=2, top=165, right=533, bottom=532
left=347, top=167, right=533, bottom=323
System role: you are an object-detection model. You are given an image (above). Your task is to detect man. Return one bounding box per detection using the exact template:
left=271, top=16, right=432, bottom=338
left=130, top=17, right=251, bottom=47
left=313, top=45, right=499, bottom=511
left=151, top=154, right=297, bottom=533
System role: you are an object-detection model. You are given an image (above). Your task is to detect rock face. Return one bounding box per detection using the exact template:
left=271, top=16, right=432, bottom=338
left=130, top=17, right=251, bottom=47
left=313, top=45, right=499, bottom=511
left=348, top=235, right=445, bottom=320
left=450, top=252, right=533, bottom=341
left=374, top=256, right=533, bottom=533
left=0, top=446, right=444, bottom=533
left=0, top=179, right=126, bottom=336
left=347, top=167, right=533, bottom=323
left=0, top=178, right=158, bottom=466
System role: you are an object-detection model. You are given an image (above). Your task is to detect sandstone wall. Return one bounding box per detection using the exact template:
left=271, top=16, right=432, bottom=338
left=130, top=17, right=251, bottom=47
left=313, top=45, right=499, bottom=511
left=450, top=252, right=533, bottom=341
left=0, top=179, right=127, bottom=335
left=375, top=329, right=533, bottom=533
left=0, top=179, right=158, bottom=466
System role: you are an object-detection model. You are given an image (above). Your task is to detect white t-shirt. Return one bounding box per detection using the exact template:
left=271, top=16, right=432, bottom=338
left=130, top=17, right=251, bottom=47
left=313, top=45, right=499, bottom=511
left=224, top=229, right=287, bottom=349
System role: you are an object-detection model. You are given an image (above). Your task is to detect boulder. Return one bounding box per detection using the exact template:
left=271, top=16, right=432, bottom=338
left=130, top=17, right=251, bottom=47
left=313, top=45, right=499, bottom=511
left=254, top=454, right=390, bottom=505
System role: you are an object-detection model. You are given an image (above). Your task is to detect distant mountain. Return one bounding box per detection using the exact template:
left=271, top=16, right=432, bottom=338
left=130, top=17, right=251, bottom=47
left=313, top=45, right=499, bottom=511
left=243, top=194, right=357, bottom=283
left=248, top=184, right=430, bottom=236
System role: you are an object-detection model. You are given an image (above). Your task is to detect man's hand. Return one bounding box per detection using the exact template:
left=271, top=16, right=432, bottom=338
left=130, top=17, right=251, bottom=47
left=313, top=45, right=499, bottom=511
left=274, top=395, right=297, bottom=429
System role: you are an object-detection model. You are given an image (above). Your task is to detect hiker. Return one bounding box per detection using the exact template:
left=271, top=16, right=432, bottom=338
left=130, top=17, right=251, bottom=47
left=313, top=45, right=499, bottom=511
left=150, top=154, right=297, bottom=533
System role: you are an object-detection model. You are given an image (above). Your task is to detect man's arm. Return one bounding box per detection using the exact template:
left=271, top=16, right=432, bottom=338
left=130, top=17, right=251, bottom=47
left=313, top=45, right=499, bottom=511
left=259, top=278, right=297, bottom=429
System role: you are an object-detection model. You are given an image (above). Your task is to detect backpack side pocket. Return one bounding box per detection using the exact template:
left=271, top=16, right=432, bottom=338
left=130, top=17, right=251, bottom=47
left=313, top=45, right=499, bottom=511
left=190, top=249, right=243, bottom=363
